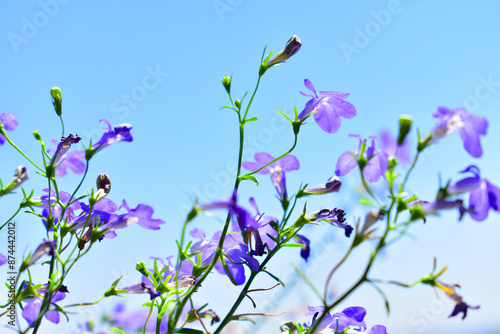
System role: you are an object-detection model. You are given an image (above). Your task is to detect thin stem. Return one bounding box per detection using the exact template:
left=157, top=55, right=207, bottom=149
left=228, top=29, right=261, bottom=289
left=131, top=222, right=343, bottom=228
left=242, top=75, right=262, bottom=121
left=59, top=116, right=65, bottom=137
left=323, top=244, right=354, bottom=301
left=0, top=206, right=21, bottom=230
left=1, top=131, right=44, bottom=173
left=402, top=151, right=420, bottom=189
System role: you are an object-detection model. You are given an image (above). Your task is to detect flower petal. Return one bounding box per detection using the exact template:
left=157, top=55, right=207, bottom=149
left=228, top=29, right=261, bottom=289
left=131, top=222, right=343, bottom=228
left=335, top=151, right=357, bottom=177
left=314, top=105, right=341, bottom=134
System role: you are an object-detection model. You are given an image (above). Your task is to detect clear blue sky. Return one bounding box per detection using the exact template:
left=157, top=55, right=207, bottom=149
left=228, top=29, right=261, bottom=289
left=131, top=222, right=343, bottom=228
left=1, top=1, right=500, bottom=333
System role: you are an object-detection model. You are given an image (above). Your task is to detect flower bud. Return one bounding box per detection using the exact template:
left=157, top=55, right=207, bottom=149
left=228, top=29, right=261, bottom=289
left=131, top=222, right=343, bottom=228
left=33, top=130, right=42, bottom=141
left=1, top=166, right=29, bottom=195
left=221, top=72, right=231, bottom=94
left=398, top=116, right=412, bottom=146
left=267, top=35, right=302, bottom=67
left=235, top=99, right=241, bottom=110
left=50, top=87, right=62, bottom=116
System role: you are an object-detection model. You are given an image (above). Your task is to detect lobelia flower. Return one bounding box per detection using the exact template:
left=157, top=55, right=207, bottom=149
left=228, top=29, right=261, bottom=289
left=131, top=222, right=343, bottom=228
left=301, top=176, right=342, bottom=196
left=21, top=240, right=56, bottom=271
left=335, top=134, right=389, bottom=183
left=295, top=234, right=310, bottom=261
left=0, top=112, right=18, bottom=146
left=378, top=129, right=411, bottom=165
left=266, top=35, right=302, bottom=67
left=408, top=198, right=469, bottom=222
left=242, top=197, right=279, bottom=256
left=305, top=306, right=387, bottom=333
left=200, top=231, right=259, bottom=285
left=436, top=281, right=479, bottom=320
left=36, top=189, right=82, bottom=228
left=242, top=152, right=300, bottom=201
left=91, top=119, right=133, bottom=153
left=48, top=139, right=85, bottom=177
left=298, top=79, right=356, bottom=134
left=426, top=106, right=488, bottom=158
left=49, top=134, right=82, bottom=167
left=1, top=165, right=29, bottom=195
left=306, top=207, right=353, bottom=237
left=22, top=285, right=67, bottom=326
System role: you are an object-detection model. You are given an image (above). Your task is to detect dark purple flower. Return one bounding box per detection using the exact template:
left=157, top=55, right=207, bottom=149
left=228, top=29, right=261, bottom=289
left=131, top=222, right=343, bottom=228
left=437, top=281, right=480, bottom=320
left=201, top=231, right=259, bottom=285
left=241, top=197, right=278, bottom=256
left=92, top=119, right=133, bottom=152
left=335, top=134, right=389, bottom=183
left=378, top=129, right=411, bottom=165
left=295, top=234, right=310, bottom=261
left=0, top=112, right=18, bottom=146
left=22, top=286, right=66, bottom=326
left=447, top=165, right=482, bottom=196
left=469, top=177, right=500, bottom=221
left=49, top=134, right=82, bottom=167
left=306, top=208, right=353, bottom=237
left=0, top=253, right=6, bottom=266
left=36, top=189, right=82, bottom=228
left=48, top=139, right=85, bottom=177
left=329, top=306, right=367, bottom=332
left=243, top=152, right=299, bottom=201
left=428, top=107, right=488, bottom=158
left=298, top=79, right=356, bottom=134
left=305, top=306, right=334, bottom=332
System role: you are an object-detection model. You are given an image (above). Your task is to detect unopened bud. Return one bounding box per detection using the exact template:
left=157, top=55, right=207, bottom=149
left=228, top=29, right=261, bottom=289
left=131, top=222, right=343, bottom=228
left=94, top=173, right=111, bottom=201
left=50, top=87, right=62, bottom=116
left=398, top=116, right=412, bottom=146
left=221, top=72, right=231, bottom=94
left=33, top=130, right=42, bottom=141
left=235, top=99, right=241, bottom=110
left=1, top=166, right=29, bottom=195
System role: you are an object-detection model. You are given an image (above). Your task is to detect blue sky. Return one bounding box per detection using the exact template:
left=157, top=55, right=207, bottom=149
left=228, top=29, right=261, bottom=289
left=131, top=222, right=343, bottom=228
left=1, top=1, right=500, bottom=333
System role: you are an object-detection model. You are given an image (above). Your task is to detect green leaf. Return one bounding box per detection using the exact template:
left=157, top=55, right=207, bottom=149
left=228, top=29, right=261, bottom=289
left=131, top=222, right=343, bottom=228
left=142, top=302, right=152, bottom=307
left=244, top=116, right=258, bottom=124
left=239, top=174, right=259, bottom=185
left=282, top=243, right=306, bottom=248
left=110, top=328, right=125, bottom=334
left=262, top=270, right=285, bottom=287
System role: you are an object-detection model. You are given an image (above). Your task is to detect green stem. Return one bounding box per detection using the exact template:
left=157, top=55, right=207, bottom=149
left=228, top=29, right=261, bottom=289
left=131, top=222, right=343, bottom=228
left=0, top=206, right=21, bottom=230
left=242, top=75, right=262, bottom=121
left=1, top=131, right=44, bottom=173
left=402, top=151, right=420, bottom=190
left=59, top=116, right=65, bottom=137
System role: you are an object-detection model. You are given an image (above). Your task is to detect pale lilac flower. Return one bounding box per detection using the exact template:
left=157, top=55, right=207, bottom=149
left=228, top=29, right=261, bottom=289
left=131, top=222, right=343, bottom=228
left=335, top=134, right=389, bottom=183
left=27, top=240, right=56, bottom=265
left=303, top=176, right=342, bottom=195
left=378, top=129, right=411, bottom=165
left=447, top=165, right=482, bottom=195
left=428, top=106, right=488, bottom=158
left=0, top=112, right=18, bottom=146
left=298, top=79, right=356, bottom=134
left=469, top=178, right=500, bottom=221
left=408, top=199, right=469, bottom=221
left=1, top=165, right=28, bottom=195
left=242, top=152, right=299, bottom=201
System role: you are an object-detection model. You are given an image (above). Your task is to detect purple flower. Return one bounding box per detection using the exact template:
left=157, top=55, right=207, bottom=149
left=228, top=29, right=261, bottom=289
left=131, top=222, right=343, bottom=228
left=295, top=234, right=310, bottom=261
left=0, top=253, right=6, bottom=266
left=469, top=177, right=500, bottom=221
left=305, top=306, right=334, bottom=332
left=306, top=208, right=353, bottom=237
left=119, top=200, right=166, bottom=230
left=27, top=240, right=56, bottom=265
left=409, top=199, right=469, bottom=222
left=242, top=152, right=299, bottom=201
left=437, top=281, right=480, bottom=320
left=303, top=176, right=342, bottom=195
left=22, top=285, right=66, bottom=326
left=242, top=197, right=278, bottom=256
left=335, top=134, right=389, bottom=183
left=266, top=35, right=302, bottom=67
left=447, top=165, right=482, bottom=196
left=298, top=79, right=356, bottom=134
left=201, top=231, right=259, bottom=285
left=92, top=119, right=133, bottom=152
left=0, top=112, right=18, bottom=146
left=428, top=107, right=488, bottom=158
left=305, top=306, right=387, bottom=333
left=378, top=129, right=411, bottom=165
left=36, top=189, right=82, bottom=228
left=1, top=165, right=29, bottom=195
left=49, top=134, right=82, bottom=167
left=48, top=139, right=85, bottom=177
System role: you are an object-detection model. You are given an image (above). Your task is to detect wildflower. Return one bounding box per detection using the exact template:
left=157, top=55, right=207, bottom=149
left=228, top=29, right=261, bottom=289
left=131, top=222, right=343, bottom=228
left=378, top=129, right=411, bottom=165
left=47, top=139, right=85, bottom=177
left=266, top=35, right=302, bottom=67
left=0, top=112, right=18, bottom=146
left=298, top=79, right=356, bottom=134
left=436, top=281, right=479, bottom=320
left=307, top=208, right=353, bottom=237
left=50, top=87, right=62, bottom=116
left=22, top=285, right=67, bottom=326
left=295, top=234, right=310, bottom=261
left=0, top=253, right=6, bottom=266
left=301, top=176, right=342, bottom=196
left=427, top=106, right=488, bottom=158
left=49, top=134, right=82, bottom=167
left=91, top=119, right=133, bottom=153
left=242, top=197, right=278, bottom=256
left=20, top=240, right=56, bottom=271
left=305, top=306, right=387, bottom=333
left=335, top=134, right=389, bottom=183
left=305, top=306, right=334, bottom=332
left=446, top=165, right=482, bottom=196
left=409, top=198, right=469, bottom=222
left=36, top=189, right=82, bottom=228
left=200, top=231, right=259, bottom=285
left=242, top=152, right=299, bottom=201
left=1, top=165, right=28, bottom=195
left=469, top=177, right=500, bottom=221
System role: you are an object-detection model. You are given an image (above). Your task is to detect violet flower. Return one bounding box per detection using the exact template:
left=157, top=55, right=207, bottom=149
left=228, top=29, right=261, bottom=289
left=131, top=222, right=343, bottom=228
left=302, top=176, right=342, bottom=195
left=298, top=79, right=356, bottom=134
left=306, top=306, right=387, bottom=333
left=295, top=234, right=310, bottom=261
left=436, top=281, right=480, bottom=320
left=48, top=139, right=85, bottom=177
left=447, top=165, right=482, bottom=196
left=427, top=106, right=488, bottom=158
left=469, top=177, right=500, bottom=221
left=91, top=119, right=133, bottom=152
left=49, top=134, right=82, bottom=167
left=409, top=199, right=469, bottom=222
left=200, top=231, right=259, bottom=285
left=266, top=35, right=302, bottom=67
left=378, top=129, right=411, bottom=165
left=335, top=134, right=389, bottom=183
left=22, top=285, right=67, bottom=326
left=243, top=197, right=278, bottom=256
left=0, top=253, right=6, bottom=266
left=0, top=112, right=18, bottom=146
left=36, top=189, right=82, bottom=228
left=242, top=152, right=299, bottom=201
left=306, top=208, right=353, bottom=237
left=1, top=165, right=29, bottom=195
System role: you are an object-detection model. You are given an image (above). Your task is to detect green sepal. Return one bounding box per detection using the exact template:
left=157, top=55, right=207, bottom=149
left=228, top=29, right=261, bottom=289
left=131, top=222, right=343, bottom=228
left=239, top=174, right=259, bottom=185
